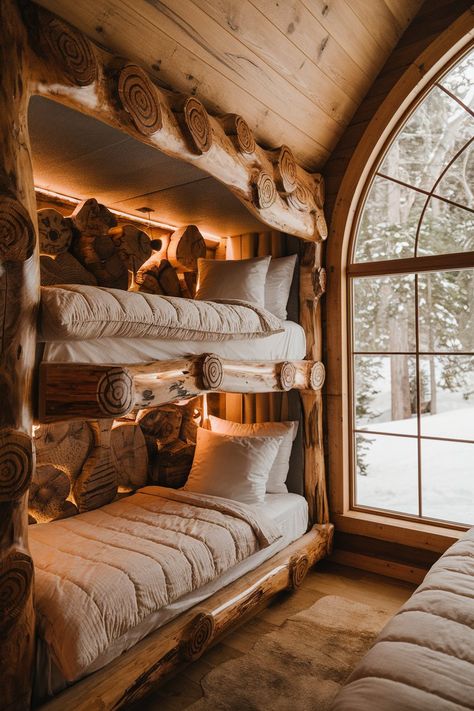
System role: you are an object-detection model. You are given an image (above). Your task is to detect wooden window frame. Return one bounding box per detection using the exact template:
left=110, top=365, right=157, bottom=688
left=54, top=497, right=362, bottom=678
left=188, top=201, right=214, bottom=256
left=326, top=13, right=474, bottom=553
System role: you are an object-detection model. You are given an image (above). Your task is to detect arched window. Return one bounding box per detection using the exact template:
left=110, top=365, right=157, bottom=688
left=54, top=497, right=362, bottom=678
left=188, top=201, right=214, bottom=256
left=349, top=48, right=474, bottom=527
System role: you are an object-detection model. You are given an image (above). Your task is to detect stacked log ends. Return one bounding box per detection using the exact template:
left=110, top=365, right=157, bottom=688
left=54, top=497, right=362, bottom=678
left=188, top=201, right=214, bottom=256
left=167, top=224, right=206, bottom=272
left=117, top=64, right=163, bottom=136
left=220, top=113, right=256, bottom=154
left=0, top=430, right=33, bottom=502
left=310, top=362, right=326, bottom=391
left=288, top=553, right=310, bottom=590
left=174, top=96, right=212, bottom=154
left=37, top=10, right=98, bottom=87
left=271, top=145, right=298, bottom=194
left=38, top=208, right=72, bottom=255
left=201, top=354, right=224, bottom=391
left=279, top=361, right=296, bottom=391
left=180, top=612, right=216, bottom=662
left=97, top=368, right=134, bottom=417
left=251, top=171, right=277, bottom=210
left=0, top=551, right=34, bottom=632
left=0, top=195, right=35, bottom=262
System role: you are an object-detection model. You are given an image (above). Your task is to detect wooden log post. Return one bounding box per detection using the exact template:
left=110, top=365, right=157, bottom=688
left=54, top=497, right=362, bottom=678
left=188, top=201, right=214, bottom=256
left=0, top=2, right=38, bottom=708
left=299, top=240, right=329, bottom=525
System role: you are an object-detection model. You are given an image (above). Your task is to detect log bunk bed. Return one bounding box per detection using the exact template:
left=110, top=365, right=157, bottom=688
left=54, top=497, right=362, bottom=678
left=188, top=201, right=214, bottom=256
left=0, top=2, right=333, bottom=709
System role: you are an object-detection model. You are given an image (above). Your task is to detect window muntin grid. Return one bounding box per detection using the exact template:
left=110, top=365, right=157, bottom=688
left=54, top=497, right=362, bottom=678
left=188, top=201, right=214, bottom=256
left=349, top=48, right=474, bottom=528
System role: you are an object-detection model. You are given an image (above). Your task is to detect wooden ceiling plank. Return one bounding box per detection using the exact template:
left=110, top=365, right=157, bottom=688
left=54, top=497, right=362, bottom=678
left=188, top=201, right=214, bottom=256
left=382, top=0, right=425, bottom=28
left=124, top=0, right=342, bottom=146
left=189, top=0, right=358, bottom=127
left=250, top=0, right=373, bottom=104
left=342, top=0, right=415, bottom=54
left=299, top=0, right=396, bottom=77
left=35, top=0, right=330, bottom=167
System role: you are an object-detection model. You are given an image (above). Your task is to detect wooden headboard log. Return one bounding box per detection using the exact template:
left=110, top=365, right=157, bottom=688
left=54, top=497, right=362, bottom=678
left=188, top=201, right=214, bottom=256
left=19, top=2, right=326, bottom=241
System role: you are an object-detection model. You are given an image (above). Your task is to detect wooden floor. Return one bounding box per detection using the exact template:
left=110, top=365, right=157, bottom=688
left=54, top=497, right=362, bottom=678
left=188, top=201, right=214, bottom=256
left=128, top=561, right=416, bottom=710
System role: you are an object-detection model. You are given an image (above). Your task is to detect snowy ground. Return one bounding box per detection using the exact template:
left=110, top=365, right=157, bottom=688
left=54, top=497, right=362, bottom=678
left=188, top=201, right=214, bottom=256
left=356, top=407, right=474, bottom=525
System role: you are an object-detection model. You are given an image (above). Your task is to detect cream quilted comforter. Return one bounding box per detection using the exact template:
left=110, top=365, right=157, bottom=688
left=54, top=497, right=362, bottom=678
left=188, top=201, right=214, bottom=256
left=39, top=285, right=283, bottom=341
left=30, top=486, right=281, bottom=681
left=331, top=528, right=474, bottom=711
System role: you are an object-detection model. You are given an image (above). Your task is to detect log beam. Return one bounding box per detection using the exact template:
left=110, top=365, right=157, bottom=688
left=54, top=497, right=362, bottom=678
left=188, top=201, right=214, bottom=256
left=38, top=357, right=325, bottom=422
left=39, top=524, right=334, bottom=711
left=19, top=3, right=325, bottom=241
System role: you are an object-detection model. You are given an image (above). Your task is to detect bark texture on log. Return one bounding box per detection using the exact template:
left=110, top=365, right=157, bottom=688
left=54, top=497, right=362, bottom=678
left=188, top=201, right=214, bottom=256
left=0, top=3, right=38, bottom=707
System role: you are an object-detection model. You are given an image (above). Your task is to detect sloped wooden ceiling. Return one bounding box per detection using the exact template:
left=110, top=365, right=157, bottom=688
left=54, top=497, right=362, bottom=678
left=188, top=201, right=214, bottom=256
left=34, top=0, right=424, bottom=171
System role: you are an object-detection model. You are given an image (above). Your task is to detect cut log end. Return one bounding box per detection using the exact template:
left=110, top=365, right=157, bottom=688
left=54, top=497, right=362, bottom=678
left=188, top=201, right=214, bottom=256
left=117, top=64, right=163, bottom=136
left=310, top=362, right=326, bottom=391
left=178, top=96, right=212, bottom=154
left=97, top=368, right=134, bottom=417
left=252, top=171, right=277, bottom=210
left=0, top=430, right=34, bottom=502
left=180, top=612, right=215, bottom=662
left=0, top=551, right=34, bottom=633
left=0, top=195, right=36, bottom=262
left=279, top=361, right=296, bottom=391
left=201, top=354, right=224, bottom=391
left=288, top=554, right=310, bottom=590
left=38, top=208, right=72, bottom=255
left=38, top=12, right=98, bottom=86
left=276, top=145, right=298, bottom=193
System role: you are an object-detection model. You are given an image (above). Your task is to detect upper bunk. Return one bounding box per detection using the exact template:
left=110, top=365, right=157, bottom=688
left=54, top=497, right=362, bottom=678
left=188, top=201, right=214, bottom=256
left=19, top=1, right=328, bottom=423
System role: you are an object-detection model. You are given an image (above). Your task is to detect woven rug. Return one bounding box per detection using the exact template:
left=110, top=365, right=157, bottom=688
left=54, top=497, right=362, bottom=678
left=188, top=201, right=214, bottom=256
left=188, top=594, right=390, bottom=711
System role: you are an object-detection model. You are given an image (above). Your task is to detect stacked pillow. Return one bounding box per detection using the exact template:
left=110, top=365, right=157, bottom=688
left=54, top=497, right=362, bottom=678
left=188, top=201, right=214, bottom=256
left=184, top=418, right=298, bottom=504
left=195, top=254, right=297, bottom=320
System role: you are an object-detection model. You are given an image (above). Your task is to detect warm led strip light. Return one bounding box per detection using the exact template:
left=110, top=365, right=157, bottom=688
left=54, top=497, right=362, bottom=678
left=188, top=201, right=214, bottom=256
left=34, top=186, right=223, bottom=242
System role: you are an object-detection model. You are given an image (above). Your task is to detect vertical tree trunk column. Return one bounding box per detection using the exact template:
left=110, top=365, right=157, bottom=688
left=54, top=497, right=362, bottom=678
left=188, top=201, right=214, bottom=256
left=0, top=2, right=38, bottom=708
left=299, top=241, right=329, bottom=524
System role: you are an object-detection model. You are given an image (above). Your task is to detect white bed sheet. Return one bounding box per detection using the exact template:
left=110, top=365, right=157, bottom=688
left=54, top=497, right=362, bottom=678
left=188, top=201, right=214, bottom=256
left=42, top=320, right=306, bottom=364
left=39, top=492, right=308, bottom=697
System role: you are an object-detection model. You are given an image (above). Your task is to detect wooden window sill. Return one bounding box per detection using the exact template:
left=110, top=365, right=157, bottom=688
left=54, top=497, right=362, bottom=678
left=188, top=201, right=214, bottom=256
left=332, top=510, right=465, bottom=554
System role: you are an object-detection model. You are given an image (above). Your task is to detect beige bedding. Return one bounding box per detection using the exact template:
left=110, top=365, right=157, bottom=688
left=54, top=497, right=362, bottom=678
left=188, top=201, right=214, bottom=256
left=331, top=527, right=474, bottom=711
left=39, top=285, right=283, bottom=341
left=30, top=486, right=281, bottom=682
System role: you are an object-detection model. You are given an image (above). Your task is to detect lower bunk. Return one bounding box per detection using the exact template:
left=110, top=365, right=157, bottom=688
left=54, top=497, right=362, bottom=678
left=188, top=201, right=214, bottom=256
left=31, top=485, right=333, bottom=709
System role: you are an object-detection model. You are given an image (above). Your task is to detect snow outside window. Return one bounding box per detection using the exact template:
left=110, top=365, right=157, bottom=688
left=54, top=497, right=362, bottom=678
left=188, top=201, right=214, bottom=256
left=350, top=48, right=474, bottom=527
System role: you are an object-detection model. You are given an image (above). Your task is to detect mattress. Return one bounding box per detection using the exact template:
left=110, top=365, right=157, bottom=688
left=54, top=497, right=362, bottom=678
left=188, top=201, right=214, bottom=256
left=34, top=492, right=308, bottom=699
left=331, top=527, right=474, bottom=711
left=41, top=320, right=307, bottom=364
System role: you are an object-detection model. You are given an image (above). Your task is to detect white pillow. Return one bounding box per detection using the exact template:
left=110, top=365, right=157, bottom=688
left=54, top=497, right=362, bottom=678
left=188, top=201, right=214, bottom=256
left=195, top=256, right=271, bottom=308
left=184, top=427, right=282, bottom=505
left=208, top=416, right=298, bottom=494
left=265, top=255, right=297, bottom=320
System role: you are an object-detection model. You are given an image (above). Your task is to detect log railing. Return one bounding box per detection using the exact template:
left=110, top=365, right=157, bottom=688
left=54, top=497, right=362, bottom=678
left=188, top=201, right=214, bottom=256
left=38, top=356, right=325, bottom=423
